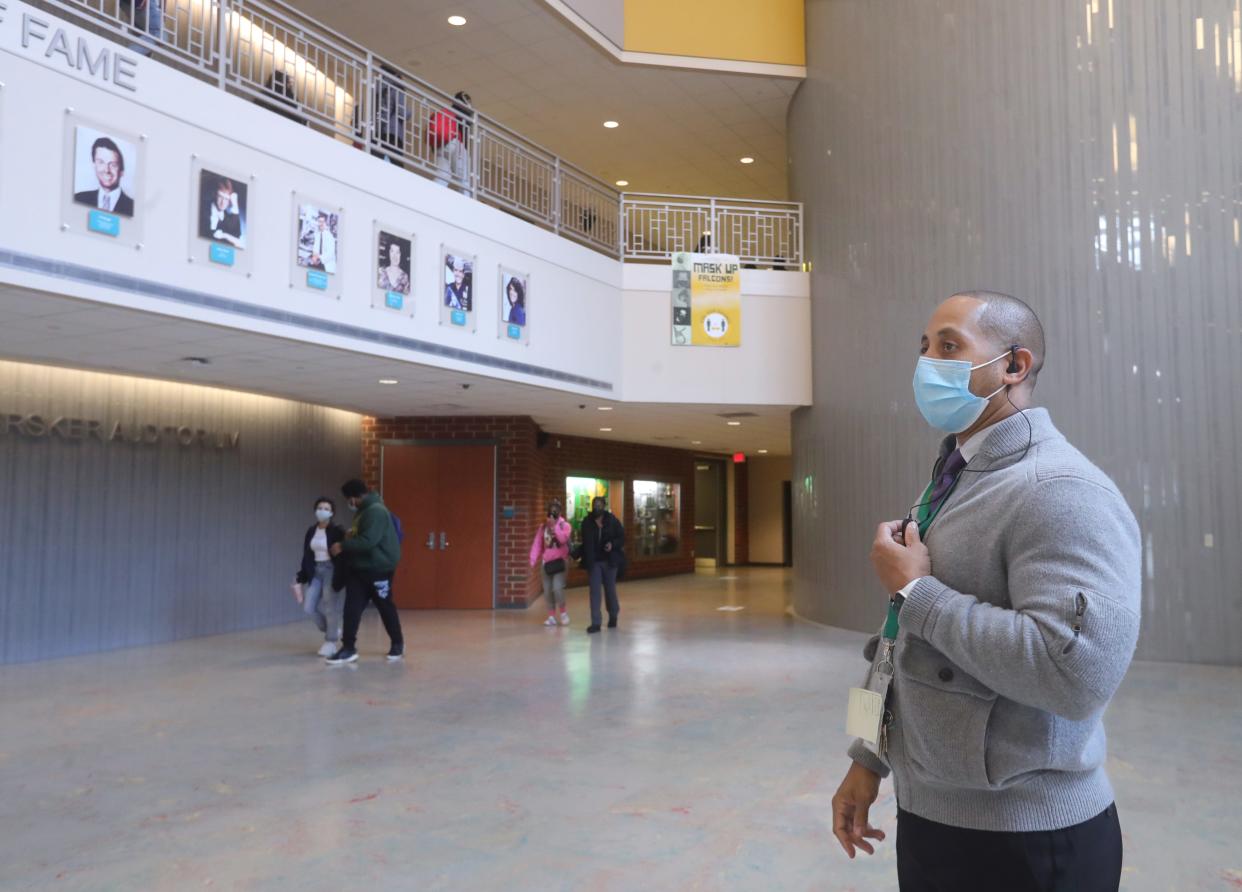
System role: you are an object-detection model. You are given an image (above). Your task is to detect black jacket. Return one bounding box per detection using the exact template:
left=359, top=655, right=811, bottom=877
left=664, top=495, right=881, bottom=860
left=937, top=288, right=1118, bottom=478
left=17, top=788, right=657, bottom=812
left=297, top=523, right=346, bottom=591
left=579, top=512, right=626, bottom=570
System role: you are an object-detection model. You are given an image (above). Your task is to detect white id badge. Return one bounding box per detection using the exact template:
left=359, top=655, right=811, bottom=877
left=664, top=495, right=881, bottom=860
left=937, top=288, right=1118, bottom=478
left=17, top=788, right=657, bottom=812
left=845, top=655, right=894, bottom=745
left=845, top=688, right=885, bottom=743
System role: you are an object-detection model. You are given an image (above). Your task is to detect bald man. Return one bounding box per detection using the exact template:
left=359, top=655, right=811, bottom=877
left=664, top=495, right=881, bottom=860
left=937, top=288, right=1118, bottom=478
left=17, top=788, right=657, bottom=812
left=832, top=292, right=1140, bottom=891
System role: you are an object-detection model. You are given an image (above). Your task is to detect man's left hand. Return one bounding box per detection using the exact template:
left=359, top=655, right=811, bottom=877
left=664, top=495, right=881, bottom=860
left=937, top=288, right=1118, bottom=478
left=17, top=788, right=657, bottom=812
left=329, top=542, right=343, bottom=557
left=870, top=520, right=930, bottom=593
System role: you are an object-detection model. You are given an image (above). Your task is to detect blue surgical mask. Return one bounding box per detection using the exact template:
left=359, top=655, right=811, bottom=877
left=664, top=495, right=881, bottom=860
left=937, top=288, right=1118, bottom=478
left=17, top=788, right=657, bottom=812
left=315, top=508, right=333, bottom=522
left=913, top=351, right=1009, bottom=433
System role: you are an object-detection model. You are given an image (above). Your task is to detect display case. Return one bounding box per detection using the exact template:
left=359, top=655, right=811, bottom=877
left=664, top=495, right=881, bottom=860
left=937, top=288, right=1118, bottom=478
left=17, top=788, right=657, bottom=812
left=565, top=476, right=624, bottom=545
left=632, top=480, right=681, bottom=558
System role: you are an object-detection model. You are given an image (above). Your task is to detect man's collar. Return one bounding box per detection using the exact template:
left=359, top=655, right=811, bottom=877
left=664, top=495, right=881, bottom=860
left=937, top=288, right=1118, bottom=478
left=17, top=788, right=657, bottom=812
left=941, top=407, right=1056, bottom=464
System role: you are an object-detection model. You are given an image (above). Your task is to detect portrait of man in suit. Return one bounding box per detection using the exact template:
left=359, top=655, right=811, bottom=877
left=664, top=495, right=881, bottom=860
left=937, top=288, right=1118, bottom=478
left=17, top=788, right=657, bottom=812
left=72, top=131, right=137, bottom=217
left=198, top=172, right=247, bottom=249
left=296, top=204, right=339, bottom=275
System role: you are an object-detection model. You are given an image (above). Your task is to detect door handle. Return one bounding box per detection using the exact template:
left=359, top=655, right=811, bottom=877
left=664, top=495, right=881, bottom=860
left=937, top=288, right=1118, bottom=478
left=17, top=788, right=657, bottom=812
left=426, top=532, right=436, bottom=550
left=440, top=531, right=450, bottom=550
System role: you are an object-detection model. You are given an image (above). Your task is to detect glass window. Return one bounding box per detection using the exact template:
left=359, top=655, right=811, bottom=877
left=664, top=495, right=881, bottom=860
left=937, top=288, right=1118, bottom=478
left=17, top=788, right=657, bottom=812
left=632, top=480, right=681, bottom=559
left=565, top=476, right=623, bottom=545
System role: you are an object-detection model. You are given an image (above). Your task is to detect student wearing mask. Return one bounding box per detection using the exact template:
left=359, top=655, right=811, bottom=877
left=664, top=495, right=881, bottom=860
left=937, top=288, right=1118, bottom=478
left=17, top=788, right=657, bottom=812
left=326, top=479, right=404, bottom=665
left=579, top=496, right=626, bottom=634
left=295, top=498, right=346, bottom=657
left=831, top=292, right=1140, bottom=891
left=530, top=499, right=572, bottom=626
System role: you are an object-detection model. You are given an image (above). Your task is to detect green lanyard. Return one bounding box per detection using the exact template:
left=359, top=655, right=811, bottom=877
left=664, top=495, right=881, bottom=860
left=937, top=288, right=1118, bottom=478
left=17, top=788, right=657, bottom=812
left=881, top=473, right=963, bottom=641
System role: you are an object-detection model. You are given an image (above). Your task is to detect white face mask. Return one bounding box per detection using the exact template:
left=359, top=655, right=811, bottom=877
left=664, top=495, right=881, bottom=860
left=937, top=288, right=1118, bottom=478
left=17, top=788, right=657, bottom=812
left=315, top=508, right=333, bottom=522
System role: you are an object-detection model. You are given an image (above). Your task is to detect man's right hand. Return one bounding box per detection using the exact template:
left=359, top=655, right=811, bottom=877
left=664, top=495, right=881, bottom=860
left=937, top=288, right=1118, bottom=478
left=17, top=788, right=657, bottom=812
left=831, top=761, right=885, bottom=858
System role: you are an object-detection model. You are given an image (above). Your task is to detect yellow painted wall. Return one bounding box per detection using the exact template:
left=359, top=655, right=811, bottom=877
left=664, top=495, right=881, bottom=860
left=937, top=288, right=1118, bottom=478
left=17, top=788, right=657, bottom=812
left=624, top=0, right=805, bottom=66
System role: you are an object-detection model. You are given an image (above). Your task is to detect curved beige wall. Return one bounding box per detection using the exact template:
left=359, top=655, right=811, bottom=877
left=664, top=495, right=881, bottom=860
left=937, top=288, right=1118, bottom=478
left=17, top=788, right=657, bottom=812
left=788, top=0, right=1242, bottom=664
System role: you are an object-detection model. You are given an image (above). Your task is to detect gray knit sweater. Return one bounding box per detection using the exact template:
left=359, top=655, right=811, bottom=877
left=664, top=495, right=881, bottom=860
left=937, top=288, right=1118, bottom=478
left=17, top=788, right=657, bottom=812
left=848, top=408, right=1141, bottom=832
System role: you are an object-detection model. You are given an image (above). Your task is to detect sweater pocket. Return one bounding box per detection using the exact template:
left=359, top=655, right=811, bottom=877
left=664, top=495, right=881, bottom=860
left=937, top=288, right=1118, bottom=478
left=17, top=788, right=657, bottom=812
left=896, top=637, right=998, bottom=790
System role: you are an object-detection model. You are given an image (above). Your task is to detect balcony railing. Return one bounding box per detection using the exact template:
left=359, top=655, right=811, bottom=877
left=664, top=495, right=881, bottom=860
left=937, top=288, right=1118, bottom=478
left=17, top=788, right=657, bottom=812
left=32, top=0, right=803, bottom=269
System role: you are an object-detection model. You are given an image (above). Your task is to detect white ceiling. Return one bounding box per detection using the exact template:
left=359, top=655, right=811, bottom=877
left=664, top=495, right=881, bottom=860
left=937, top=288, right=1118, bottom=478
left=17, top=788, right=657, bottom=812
left=285, top=0, right=798, bottom=199
left=0, top=286, right=793, bottom=455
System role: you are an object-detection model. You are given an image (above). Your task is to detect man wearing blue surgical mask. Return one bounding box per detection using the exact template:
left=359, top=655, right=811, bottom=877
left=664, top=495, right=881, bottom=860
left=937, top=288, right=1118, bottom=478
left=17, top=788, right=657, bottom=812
left=831, top=292, right=1141, bottom=891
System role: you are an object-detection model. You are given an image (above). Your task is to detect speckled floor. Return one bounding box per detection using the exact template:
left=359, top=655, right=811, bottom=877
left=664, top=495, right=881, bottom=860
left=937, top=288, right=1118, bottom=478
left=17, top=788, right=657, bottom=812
left=1, top=568, right=1239, bottom=891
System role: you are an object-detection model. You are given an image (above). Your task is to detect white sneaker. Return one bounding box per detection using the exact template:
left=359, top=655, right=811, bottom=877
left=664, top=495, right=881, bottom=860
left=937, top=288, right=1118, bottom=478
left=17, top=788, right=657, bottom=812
left=317, top=642, right=337, bottom=657
left=559, top=612, right=570, bottom=626
left=544, top=615, right=559, bottom=626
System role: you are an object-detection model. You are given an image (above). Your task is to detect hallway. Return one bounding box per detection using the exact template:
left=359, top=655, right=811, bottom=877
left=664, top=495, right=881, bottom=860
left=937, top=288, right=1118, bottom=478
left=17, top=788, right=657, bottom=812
left=2, top=569, right=1238, bottom=890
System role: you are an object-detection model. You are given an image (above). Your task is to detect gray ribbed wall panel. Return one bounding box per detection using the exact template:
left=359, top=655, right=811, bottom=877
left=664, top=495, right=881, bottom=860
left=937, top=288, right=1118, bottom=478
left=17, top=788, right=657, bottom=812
left=789, top=0, right=1241, bottom=664
left=0, top=361, right=361, bottom=664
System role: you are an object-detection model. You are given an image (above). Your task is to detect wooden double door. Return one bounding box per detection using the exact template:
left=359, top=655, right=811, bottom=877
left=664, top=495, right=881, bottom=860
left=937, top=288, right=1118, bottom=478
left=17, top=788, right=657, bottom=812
left=381, top=443, right=495, bottom=609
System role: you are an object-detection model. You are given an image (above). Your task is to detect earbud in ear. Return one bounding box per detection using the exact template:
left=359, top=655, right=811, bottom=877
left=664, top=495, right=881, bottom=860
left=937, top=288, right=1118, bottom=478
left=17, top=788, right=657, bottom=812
left=1006, top=345, right=1019, bottom=374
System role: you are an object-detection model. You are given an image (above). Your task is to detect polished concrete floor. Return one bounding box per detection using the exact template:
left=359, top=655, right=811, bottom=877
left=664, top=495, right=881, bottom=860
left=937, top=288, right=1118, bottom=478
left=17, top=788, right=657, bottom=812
left=2, top=568, right=1240, bottom=891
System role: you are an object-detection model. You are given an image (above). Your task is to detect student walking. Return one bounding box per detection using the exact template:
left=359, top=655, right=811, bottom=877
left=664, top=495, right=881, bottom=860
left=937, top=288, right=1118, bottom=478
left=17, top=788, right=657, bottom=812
left=295, top=497, right=346, bottom=656
left=530, top=499, right=572, bottom=626
left=327, top=479, right=404, bottom=665
left=579, top=496, right=625, bottom=634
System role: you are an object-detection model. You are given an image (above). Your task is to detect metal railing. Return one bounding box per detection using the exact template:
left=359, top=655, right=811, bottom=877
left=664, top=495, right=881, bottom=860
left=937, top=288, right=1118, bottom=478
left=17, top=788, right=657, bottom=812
left=622, top=194, right=803, bottom=268
left=33, top=0, right=802, bottom=268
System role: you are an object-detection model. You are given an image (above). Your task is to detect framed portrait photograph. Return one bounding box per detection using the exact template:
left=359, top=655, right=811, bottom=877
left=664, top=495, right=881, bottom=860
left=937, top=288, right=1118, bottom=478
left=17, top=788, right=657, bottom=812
left=291, top=194, right=342, bottom=295
left=63, top=117, right=145, bottom=245
left=373, top=223, right=414, bottom=313
left=189, top=160, right=254, bottom=274
left=498, top=267, right=530, bottom=345
left=439, top=246, right=476, bottom=330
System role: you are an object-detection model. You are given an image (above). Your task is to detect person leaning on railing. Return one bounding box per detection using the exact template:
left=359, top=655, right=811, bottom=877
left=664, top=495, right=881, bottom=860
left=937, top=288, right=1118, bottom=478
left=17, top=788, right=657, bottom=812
left=118, top=0, right=161, bottom=55
left=430, top=91, right=474, bottom=188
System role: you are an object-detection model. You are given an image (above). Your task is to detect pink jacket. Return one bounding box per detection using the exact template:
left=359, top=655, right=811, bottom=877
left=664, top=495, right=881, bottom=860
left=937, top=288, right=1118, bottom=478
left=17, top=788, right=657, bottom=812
left=530, top=518, right=572, bottom=567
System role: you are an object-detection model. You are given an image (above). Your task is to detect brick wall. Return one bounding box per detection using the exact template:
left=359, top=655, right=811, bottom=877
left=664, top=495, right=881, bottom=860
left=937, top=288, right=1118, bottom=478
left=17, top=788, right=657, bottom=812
left=360, top=416, right=696, bottom=609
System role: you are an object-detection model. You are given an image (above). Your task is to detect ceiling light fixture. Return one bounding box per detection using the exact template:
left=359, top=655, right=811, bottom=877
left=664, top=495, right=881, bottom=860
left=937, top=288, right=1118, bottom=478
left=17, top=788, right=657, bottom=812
left=447, top=15, right=467, bottom=26
left=615, top=179, right=629, bottom=187
left=740, top=156, right=755, bottom=164
left=727, top=421, right=742, bottom=426
left=603, top=120, right=619, bottom=129
left=598, top=407, right=613, bottom=411
left=378, top=378, right=399, bottom=385
left=758, top=449, right=769, bottom=454
left=599, top=427, right=613, bottom=432
left=691, top=440, right=702, bottom=445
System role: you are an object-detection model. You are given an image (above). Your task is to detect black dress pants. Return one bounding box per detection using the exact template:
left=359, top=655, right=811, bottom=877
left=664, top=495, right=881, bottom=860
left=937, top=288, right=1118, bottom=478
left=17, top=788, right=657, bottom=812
left=340, top=573, right=403, bottom=650
left=897, top=804, right=1122, bottom=892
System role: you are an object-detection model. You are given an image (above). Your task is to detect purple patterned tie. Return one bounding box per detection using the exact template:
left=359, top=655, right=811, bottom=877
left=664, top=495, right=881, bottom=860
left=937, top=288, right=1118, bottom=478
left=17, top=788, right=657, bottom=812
left=926, top=448, right=967, bottom=516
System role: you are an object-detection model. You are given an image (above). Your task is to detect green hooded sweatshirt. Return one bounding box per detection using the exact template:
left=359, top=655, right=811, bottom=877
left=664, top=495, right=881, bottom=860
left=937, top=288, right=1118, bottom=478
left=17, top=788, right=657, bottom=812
left=341, top=491, right=400, bottom=577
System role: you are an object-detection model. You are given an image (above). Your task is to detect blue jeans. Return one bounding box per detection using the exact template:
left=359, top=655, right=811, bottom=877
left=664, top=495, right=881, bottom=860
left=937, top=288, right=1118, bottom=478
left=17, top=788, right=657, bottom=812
left=303, top=561, right=341, bottom=643
left=120, top=0, right=162, bottom=55
left=588, top=563, right=619, bottom=627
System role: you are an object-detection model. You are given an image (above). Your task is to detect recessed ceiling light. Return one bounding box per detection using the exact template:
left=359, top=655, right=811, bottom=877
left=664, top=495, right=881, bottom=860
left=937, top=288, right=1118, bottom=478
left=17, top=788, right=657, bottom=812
left=598, top=407, right=613, bottom=411
left=603, top=120, right=619, bottom=129
left=740, top=156, right=755, bottom=164
left=615, top=179, right=629, bottom=187
left=727, top=421, right=742, bottom=426
left=599, top=427, right=613, bottom=432
left=447, top=15, right=467, bottom=26
left=378, top=378, right=399, bottom=385
left=692, top=440, right=702, bottom=445
left=758, top=449, right=769, bottom=454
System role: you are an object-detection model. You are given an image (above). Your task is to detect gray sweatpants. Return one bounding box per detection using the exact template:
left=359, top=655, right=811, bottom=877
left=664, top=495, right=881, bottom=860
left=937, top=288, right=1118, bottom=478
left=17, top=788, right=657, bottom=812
left=542, top=567, right=567, bottom=610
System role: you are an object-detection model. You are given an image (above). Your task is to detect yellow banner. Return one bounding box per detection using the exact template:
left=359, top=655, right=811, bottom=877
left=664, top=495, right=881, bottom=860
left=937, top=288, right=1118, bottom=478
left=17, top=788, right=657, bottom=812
left=678, top=252, right=741, bottom=347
